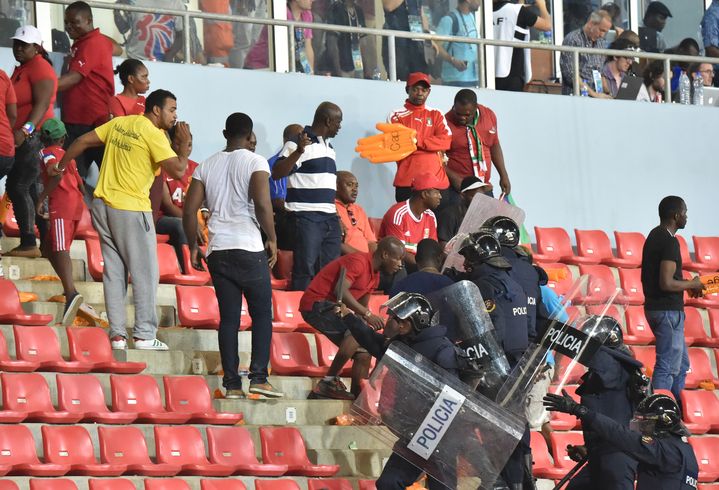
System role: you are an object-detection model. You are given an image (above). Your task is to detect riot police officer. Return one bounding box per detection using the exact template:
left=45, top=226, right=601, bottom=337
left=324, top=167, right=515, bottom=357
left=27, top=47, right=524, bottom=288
left=566, top=316, right=649, bottom=490
left=544, top=393, right=699, bottom=490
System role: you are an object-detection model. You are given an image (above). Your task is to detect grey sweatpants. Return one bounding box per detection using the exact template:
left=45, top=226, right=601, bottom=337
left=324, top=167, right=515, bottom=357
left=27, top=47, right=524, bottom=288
left=90, top=198, right=159, bottom=340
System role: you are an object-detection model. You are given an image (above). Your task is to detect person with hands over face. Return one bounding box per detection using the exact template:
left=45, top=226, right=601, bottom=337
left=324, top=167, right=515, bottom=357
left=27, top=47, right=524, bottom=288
left=183, top=112, right=281, bottom=400
left=56, top=89, right=191, bottom=352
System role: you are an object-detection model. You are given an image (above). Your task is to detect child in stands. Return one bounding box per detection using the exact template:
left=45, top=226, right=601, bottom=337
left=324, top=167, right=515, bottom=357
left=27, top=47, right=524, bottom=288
left=36, top=118, right=86, bottom=325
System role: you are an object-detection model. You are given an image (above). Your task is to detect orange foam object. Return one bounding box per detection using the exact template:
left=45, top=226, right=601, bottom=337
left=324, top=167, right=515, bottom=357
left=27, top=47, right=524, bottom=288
left=355, top=123, right=417, bottom=163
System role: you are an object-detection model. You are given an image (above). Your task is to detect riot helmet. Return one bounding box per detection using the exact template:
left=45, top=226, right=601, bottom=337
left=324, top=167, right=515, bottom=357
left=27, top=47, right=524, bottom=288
left=458, top=230, right=511, bottom=269
left=482, top=216, right=520, bottom=248
left=630, top=394, right=687, bottom=437
left=382, top=292, right=439, bottom=333
left=579, top=315, right=624, bottom=349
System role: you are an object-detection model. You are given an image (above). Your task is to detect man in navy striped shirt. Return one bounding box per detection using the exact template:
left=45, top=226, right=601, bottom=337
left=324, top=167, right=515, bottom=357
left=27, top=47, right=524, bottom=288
left=272, top=102, right=344, bottom=290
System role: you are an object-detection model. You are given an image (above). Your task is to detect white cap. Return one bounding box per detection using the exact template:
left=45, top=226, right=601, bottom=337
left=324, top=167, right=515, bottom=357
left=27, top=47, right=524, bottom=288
left=11, top=25, right=43, bottom=46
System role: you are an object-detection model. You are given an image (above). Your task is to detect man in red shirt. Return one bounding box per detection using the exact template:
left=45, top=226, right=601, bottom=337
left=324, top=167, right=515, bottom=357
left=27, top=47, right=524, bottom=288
left=445, top=88, right=511, bottom=205
left=300, top=236, right=405, bottom=400
left=0, top=69, right=16, bottom=177
left=58, top=1, right=115, bottom=178
left=387, top=72, right=452, bottom=203
left=379, top=173, right=441, bottom=271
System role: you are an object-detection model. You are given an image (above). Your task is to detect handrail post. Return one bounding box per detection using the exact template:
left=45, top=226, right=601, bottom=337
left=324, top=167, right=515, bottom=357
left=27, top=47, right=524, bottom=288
left=183, top=12, right=191, bottom=63
left=573, top=50, right=580, bottom=96
left=478, top=40, right=486, bottom=89
left=288, top=25, right=296, bottom=73
left=388, top=35, right=397, bottom=82
left=663, top=58, right=672, bottom=103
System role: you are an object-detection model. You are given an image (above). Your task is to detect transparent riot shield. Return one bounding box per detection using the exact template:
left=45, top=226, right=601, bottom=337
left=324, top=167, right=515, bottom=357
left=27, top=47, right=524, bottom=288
left=426, top=281, right=512, bottom=399
left=443, top=194, right=526, bottom=272
left=496, top=273, right=621, bottom=410
left=352, top=342, right=526, bottom=490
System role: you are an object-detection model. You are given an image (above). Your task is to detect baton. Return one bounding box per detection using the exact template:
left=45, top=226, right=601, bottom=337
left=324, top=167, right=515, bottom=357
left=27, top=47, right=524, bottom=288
left=318, top=267, right=347, bottom=313
left=552, top=454, right=588, bottom=490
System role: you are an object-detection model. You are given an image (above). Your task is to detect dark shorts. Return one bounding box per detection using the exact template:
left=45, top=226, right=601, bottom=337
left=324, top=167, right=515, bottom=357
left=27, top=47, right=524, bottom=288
left=301, top=301, right=351, bottom=346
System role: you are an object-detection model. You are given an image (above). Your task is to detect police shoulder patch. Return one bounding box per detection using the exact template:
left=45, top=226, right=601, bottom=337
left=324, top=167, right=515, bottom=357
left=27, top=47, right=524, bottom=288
left=641, top=435, right=655, bottom=445
left=484, top=299, right=496, bottom=313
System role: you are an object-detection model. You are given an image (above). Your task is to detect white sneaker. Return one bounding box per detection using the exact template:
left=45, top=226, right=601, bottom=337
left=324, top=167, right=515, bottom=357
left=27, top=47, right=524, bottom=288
left=134, top=338, right=169, bottom=351
left=111, top=338, right=128, bottom=350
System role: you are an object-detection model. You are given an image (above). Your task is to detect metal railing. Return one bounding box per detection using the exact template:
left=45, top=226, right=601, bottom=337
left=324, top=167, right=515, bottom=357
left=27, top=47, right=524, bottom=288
left=32, top=0, right=719, bottom=102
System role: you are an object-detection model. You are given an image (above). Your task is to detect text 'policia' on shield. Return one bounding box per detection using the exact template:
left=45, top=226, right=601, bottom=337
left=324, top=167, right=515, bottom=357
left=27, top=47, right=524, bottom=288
left=407, top=385, right=466, bottom=460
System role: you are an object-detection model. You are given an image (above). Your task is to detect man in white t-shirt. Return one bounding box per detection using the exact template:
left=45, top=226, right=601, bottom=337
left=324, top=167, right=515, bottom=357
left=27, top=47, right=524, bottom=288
left=183, top=112, right=282, bottom=399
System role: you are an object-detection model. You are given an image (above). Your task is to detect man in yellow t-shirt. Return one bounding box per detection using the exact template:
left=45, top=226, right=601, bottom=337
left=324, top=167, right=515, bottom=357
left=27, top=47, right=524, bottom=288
left=57, top=89, right=191, bottom=351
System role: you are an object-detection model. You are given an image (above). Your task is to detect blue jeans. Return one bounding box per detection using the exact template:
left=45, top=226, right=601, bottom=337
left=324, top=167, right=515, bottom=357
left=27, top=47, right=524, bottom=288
left=290, top=213, right=341, bottom=291
left=645, top=309, right=688, bottom=402
left=207, top=249, right=273, bottom=388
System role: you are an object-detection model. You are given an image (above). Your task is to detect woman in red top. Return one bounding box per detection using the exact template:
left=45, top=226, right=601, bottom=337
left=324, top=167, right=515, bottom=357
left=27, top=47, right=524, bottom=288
left=108, top=59, right=150, bottom=118
left=6, top=26, right=57, bottom=258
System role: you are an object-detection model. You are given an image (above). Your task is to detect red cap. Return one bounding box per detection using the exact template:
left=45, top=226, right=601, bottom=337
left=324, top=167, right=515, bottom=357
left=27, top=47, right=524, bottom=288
left=412, top=173, right=443, bottom=191
left=406, top=72, right=431, bottom=88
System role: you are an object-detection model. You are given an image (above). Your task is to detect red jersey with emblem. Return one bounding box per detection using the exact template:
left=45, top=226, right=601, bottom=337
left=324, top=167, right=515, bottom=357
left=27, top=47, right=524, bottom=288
left=40, top=146, right=84, bottom=220
left=300, top=252, right=379, bottom=312
left=379, top=200, right=438, bottom=254
left=445, top=104, right=499, bottom=182
left=163, top=159, right=198, bottom=209
left=387, top=101, right=452, bottom=189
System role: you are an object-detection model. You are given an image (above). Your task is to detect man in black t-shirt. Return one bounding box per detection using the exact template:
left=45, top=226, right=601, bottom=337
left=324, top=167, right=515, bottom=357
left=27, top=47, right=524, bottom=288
left=640, top=196, right=704, bottom=405
left=382, top=0, right=428, bottom=81
left=437, top=176, right=491, bottom=248
left=321, top=0, right=370, bottom=78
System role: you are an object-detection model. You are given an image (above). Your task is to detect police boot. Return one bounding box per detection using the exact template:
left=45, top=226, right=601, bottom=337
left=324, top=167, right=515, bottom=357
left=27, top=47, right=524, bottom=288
left=523, top=454, right=537, bottom=490
left=509, top=484, right=523, bottom=490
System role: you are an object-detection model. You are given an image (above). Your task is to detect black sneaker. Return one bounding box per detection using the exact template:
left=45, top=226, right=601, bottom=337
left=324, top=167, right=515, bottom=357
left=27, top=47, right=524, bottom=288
left=307, top=378, right=355, bottom=400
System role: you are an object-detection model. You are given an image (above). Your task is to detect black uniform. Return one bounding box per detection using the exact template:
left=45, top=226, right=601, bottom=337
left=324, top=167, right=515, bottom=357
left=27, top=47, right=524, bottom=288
left=501, top=246, right=547, bottom=343
left=567, top=346, right=642, bottom=490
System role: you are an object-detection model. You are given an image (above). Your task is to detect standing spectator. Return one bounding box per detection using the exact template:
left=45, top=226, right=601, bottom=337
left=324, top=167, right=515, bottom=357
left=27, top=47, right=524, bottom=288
left=322, top=0, right=370, bottom=78
left=640, top=196, right=704, bottom=405
left=6, top=26, right=57, bottom=258
left=335, top=170, right=376, bottom=255
left=493, top=0, right=552, bottom=92
left=379, top=172, right=441, bottom=271
left=381, top=0, right=428, bottom=81
left=601, top=38, right=637, bottom=98
left=389, top=238, right=453, bottom=296
left=58, top=1, right=115, bottom=179
left=200, top=0, right=234, bottom=65
left=444, top=89, right=509, bottom=202
left=183, top=112, right=282, bottom=399
left=0, top=69, right=16, bottom=182
left=437, top=176, right=490, bottom=247
left=560, top=10, right=612, bottom=96
left=267, top=124, right=302, bottom=251
left=56, top=89, right=191, bottom=351
left=639, top=1, right=671, bottom=53
left=702, top=0, right=719, bottom=61
left=114, top=0, right=186, bottom=62
left=272, top=102, right=343, bottom=291
left=288, top=0, right=315, bottom=74
left=35, top=118, right=86, bottom=325
left=434, top=0, right=480, bottom=87
left=109, top=59, right=150, bottom=119
left=637, top=59, right=666, bottom=103
left=388, top=72, right=452, bottom=203
left=600, top=2, right=624, bottom=36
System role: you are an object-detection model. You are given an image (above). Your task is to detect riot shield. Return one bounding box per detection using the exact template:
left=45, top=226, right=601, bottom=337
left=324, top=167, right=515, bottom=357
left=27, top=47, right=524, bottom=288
left=352, top=342, right=525, bottom=490
left=426, top=281, right=512, bottom=399
left=443, top=194, right=526, bottom=272
left=496, top=273, right=620, bottom=410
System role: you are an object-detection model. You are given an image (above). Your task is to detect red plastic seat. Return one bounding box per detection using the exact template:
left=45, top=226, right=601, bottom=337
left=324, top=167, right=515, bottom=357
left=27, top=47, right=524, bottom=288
left=12, top=325, right=92, bottom=373
left=686, top=288, right=719, bottom=309
left=206, top=426, right=288, bottom=476
left=259, top=427, right=340, bottom=477
left=708, top=310, right=719, bottom=345
left=624, top=306, right=655, bottom=345
left=575, top=229, right=637, bottom=268
left=272, top=290, right=310, bottom=332
left=693, top=237, right=719, bottom=273
left=254, top=480, right=301, bottom=490
left=175, top=285, right=220, bottom=329
left=630, top=346, right=656, bottom=377
left=530, top=430, right=565, bottom=479
left=88, top=479, right=137, bottom=490
left=0, top=482, right=18, bottom=490
left=270, top=332, right=327, bottom=376
left=368, top=217, right=382, bottom=238
left=688, top=436, right=719, bottom=482
left=273, top=250, right=294, bottom=283
left=0, top=328, right=39, bottom=372
left=163, top=376, right=243, bottom=425
left=613, top=231, right=645, bottom=268
left=549, top=431, right=584, bottom=473
left=98, top=426, right=181, bottom=477
left=368, top=294, right=390, bottom=319
left=584, top=304, right=623, bottom=323
left=685, top=348, right=718, bottom=389
left=3, top=203, right=38, bottom=238
left=201, top=480, right=248, bottom=490
left=180, top=245, right=212, bottom=285
left=553, top=356, right=586, bottom=386
left=307, top=479, right=353, bottom=490
left=0, top=280, right=53, bottom=325
left=57, top=374, right=137, bottom=425
left=157, top=243, right=208, bottom=286
left=534, top=227, right=595, bottom=265
left=154, top=426, right=235, bottom=477
left=682, top=390, right=719, bottom=435
left=42, top=425, right=126, bottom=476
left=0, top=424, right=69, bottom=475
left=358, top=480, right=377, bottom=490
left=677, top=235, right=715, bottom=274
left=144, top=480, right=192, bottom=490
left=576, top=265, right=618, bottom=305
left=314, top=332, right=351, bottom=376
left=29, top=480, right=78, bottom=490
left=542, top=262, right=576, bottom=297
left=110, top=374, right=190, bottom=424
left=617, top=268, right=644, bottom=305
left=0, top=372, right=82, bottom=423
left=684, top=308, right=711, bottom=347
left=85, top=238, right=105, bottom=281
left=75, top=205, right=98, bottom=239
left=66, top=327, right=146, bottom=373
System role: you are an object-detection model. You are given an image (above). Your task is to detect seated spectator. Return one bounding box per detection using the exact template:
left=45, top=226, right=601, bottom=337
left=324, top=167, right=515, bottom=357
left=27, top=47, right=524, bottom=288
left=381, top=0, right=428, bottom=81
left=320, top=0, right=371, bottom=79
left=113, top=0, right=185, bottom=61
left=667, top=38, right=700, bottom=94
left=109, top=59, right=150, bottom=118
left=287, top=0, right=315, bottom=74
left=434, top=0, right=480, bottom=88
left=389, top=238, right=453, bottom=296
left=560, top=10, right=612, bottom=96
left=601, top=38, right=637, bottom=98
left=336, top=170, right=376, bottom=254
left=693, top=62, right=715, bottom=87
left=617, top=29, right=640, bottom=47
left=437, top=176, right=490, bottom=248
left=639, top=1, right=672, bottom=53
left=637, top=59, right=666, bottom=103
left=267, top=124, right=302, bottom=251
left=379, top=172, right=441, bottom=272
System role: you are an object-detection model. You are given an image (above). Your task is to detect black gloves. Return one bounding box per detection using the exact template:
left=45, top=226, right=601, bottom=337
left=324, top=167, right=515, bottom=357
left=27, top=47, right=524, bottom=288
left=543, top=390, right=589, bottom=418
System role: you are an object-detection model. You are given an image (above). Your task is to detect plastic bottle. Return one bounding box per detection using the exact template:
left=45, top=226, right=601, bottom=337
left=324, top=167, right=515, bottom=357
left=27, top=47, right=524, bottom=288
left=542, top=31, right=553, bottom=44
left=679, top=71, right=691, bottom=105
left=372, top=67, right=383, bottom=80
left=693, top=72, right=704, bottom=105
left=580, top=80, right=589, bottom=97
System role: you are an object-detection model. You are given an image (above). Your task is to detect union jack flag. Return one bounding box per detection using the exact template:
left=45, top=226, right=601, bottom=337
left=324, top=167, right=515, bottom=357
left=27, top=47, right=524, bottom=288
left=136, top=14, right=178, bottom=61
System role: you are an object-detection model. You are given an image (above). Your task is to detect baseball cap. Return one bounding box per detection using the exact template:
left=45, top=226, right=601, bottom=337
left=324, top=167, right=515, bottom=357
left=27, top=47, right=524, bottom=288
left=460, top=176, right=490, bottom=193
left=11, top=25, right=43, bottom=46
left=406, top=72, right=431, bottom=88
left=645, top=1, right=672, bottom=18
left=412, top=173, right=444, bottom=191
left=41, top=118, right=67, bottom=140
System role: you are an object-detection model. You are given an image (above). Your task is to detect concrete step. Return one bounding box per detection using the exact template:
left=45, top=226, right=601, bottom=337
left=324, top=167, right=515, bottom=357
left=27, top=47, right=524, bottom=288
left=13, top=279, right=179, bottom=307
left=216, top=398, right=352, bottom=426
left=21, top=302, right=177, bottom=328
left=0, top=255, right=85, bottom=281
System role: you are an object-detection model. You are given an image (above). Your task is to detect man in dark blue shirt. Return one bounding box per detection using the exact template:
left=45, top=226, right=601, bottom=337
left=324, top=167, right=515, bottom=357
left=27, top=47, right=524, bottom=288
left=390, top=238, right=453, bottom=297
